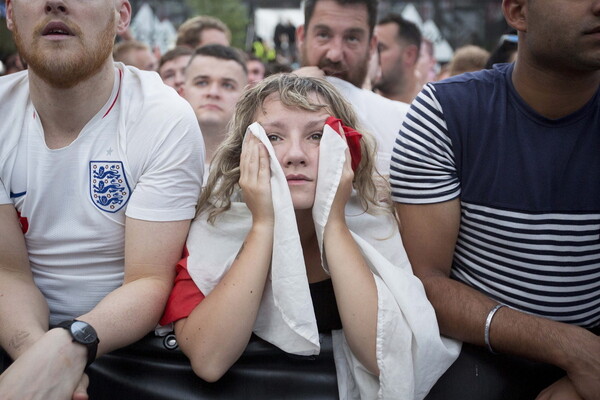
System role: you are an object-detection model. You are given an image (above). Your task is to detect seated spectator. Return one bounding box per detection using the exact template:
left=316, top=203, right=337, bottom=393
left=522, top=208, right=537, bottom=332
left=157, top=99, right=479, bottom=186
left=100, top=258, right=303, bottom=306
left=113, top=40, right=157, bottom=71
left=245, top=54, right=266, bottom=86
left=159, top=46, right=193, bottom=95
left=176, top=16, right=231, bottom=49
left=161, top=74, right=459, bottom=398
left=447, top=45, right=490, bottom=76
left=0, top=0, right=203, bottom=398
left=391, top=1, right=600, bottom=399
left=181, top=44, right=247, bottom=173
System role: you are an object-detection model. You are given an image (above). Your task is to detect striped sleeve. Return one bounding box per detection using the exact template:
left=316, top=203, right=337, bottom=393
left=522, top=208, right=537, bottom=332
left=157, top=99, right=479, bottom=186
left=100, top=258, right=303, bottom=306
left=453, top=202, right=600, bottom=327
left=389, top=84, right=460, bottom=204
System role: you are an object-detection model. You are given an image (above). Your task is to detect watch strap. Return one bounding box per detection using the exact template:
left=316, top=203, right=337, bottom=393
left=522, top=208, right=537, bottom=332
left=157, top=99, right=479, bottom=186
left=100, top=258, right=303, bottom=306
left=57, top=319, right=99, bottom=369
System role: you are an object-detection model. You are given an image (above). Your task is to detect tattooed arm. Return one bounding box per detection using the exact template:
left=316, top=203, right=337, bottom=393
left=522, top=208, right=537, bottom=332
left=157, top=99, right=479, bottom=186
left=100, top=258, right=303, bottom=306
left=0, top=204, right=49, bottom=361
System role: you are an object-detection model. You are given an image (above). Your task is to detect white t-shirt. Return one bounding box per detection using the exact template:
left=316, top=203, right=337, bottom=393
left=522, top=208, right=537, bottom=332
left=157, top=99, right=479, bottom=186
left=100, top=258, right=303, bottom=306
left=326, top=77, right=410, bottom=175
left=0, top=64, right=205, bottom=325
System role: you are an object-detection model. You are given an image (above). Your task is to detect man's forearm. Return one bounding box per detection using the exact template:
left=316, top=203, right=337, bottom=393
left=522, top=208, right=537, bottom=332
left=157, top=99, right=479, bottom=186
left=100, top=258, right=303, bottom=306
left=77, top=275, right=173, bottom=357
left=0, top=271, right=49, bottom=360
left=422, top=274, right=596, bottom=371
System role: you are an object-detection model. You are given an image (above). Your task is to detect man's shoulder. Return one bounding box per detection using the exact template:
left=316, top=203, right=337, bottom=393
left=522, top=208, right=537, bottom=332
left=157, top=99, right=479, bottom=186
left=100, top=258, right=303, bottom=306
left=326, top=76, right=409, bottom=115
left=0, top=71, right=30, bottom=156
left=0, top=70, right=30, bottom=108
left=430, top=64, right=508, bottom=94
left=0, top=68, right=28, bottom=88
left=118, top=63, right=195, bottom=122
left=420, top=64, right=511, bottom=119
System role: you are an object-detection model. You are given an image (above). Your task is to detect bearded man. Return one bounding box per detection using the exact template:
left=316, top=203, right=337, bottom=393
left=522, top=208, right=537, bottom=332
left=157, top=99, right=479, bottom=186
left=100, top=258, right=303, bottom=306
left=0, top=1, right=204, bottom=398
left=295, top=0, right=410, bottom=175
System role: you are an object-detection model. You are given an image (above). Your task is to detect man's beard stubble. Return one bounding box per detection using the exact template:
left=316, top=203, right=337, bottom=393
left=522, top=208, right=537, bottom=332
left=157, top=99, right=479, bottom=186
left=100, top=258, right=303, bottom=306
left=373, top=60, right=407, bottom=96
left=13, top=15, right=116, bottom=89
left=300, top=43, right=369, bottom=88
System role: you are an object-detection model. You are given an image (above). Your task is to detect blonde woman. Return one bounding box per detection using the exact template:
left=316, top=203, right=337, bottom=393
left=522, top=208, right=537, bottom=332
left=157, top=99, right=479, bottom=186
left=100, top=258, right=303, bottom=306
left=160, top=74, right=459, bottom=399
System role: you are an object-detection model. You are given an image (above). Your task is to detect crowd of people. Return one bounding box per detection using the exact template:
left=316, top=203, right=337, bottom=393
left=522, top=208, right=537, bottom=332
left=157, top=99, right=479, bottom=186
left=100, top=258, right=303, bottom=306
left=0, top=0, right=599, bottom=399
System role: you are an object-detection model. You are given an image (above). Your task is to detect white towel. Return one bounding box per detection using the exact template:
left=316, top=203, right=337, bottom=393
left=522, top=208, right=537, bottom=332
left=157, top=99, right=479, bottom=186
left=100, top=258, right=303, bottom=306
left=186, top=122, right=460, bottom=399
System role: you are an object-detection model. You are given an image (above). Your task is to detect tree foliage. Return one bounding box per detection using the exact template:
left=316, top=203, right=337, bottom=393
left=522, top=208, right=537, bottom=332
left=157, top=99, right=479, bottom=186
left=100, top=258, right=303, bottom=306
left=185, top=0, right=249, bottom=49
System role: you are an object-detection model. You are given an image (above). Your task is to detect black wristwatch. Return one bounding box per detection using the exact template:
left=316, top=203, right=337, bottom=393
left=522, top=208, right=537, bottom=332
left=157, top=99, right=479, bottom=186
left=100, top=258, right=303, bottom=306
left=57, top=319, right=99, bottom=369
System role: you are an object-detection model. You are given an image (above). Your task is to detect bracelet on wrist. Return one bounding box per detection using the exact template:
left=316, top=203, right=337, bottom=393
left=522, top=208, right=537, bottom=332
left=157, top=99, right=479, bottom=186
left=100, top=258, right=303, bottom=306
left=484, top=304, right=506, bottom=354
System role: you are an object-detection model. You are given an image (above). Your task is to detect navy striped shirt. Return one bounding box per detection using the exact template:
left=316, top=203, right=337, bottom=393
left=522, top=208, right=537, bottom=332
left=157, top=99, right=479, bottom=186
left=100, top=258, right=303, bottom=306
left=390, top=63, right=600, bottom=328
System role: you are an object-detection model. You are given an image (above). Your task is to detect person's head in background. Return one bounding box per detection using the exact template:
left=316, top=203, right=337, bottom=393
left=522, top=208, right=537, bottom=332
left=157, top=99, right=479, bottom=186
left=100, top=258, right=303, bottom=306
left=182, top=44, right=247, bottom=164
left=2, top=52, right=25, bottom=75
left=362, top=46, right=381, bottom=91
left=485, top=31, right=518, bottom=69
left=415, top=38, right=437, bottom=86
left=296, top=0, right=379, bottom=88
left=373, top=13, right=422, bottom=103
left=448, top=45, right=490, bottom=77
left=265, top=62, right=294, bottom=77
left=245, top=54, right=266, bottom=86
left=176, top=16, right=231, bottom=49
left=113, top=40, right=157, bottom=71
left=159, top=46, right=193, bottom=95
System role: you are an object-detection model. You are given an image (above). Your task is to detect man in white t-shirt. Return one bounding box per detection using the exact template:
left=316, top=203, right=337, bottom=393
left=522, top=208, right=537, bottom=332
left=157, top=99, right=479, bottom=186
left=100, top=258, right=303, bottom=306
left=295, top=0, right=409, bottom=175
left=181, top=44, right=247, bottom=180
left=0, top=1, right=204, bottom=398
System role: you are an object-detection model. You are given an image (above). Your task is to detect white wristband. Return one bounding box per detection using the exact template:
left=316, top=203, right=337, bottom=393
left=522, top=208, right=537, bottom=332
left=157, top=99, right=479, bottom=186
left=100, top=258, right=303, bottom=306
left=484, top=304, right=506, bottom=354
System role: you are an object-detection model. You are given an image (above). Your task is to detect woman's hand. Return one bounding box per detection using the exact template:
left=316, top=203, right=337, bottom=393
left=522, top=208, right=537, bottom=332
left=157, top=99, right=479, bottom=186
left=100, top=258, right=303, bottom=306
left=239, top=133, right=274, bottom=225
left=321, top=138, right=379, bottom=375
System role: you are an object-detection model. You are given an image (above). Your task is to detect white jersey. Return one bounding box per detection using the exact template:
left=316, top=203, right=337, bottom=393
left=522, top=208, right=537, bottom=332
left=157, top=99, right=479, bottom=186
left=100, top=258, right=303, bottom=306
left=0, top=64, right=205, bottom=325
left=326, top=77, right=410, bottom=175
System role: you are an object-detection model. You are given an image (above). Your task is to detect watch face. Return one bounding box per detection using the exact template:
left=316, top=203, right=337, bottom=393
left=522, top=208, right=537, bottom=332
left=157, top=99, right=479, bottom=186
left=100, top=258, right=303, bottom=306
left=71, top=321, right=98, bottom=344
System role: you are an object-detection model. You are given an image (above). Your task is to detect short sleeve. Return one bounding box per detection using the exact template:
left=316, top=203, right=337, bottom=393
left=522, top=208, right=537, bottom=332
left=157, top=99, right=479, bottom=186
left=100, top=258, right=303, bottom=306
left=0, top=178, right=10, bottom=205
left=389, top=84, right=461, bottom=204
left=160, top=247, right=206, bottom=326
left=125, top=111, right=204, bottom=222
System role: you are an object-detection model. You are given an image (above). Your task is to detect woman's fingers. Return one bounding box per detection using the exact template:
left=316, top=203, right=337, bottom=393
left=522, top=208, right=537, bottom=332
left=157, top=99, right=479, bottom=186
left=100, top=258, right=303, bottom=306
left=257, top=138, right=271, bottom=183
left=239, top=133, right=274, bottom=222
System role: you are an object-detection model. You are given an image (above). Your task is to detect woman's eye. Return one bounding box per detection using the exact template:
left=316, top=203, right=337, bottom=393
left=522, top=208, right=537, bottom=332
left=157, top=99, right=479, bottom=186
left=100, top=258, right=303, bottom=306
left=310, top=132, right=323, bottom=141
left=267, top=134, right=281, bottom=142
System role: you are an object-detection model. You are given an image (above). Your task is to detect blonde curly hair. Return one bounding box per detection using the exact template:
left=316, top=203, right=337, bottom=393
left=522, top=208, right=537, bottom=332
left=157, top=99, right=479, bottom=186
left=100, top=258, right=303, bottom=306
left=198, top=73, right=392, bottom=222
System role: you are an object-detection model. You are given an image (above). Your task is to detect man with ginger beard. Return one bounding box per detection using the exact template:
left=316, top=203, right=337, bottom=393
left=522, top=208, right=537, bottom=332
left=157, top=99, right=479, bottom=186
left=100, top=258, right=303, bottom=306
left=0, top=0, right=203, bottom=398
left=295, top=0, right=410, bottom=175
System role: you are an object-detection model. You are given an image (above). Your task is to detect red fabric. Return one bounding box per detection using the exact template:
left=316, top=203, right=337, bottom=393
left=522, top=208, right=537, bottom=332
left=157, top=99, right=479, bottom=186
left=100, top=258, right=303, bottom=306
left=17, top=211, right=28, bottom=234
left=325, top=116, right=362, bottom=172
left=159, top=247, right=206, bottom=325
